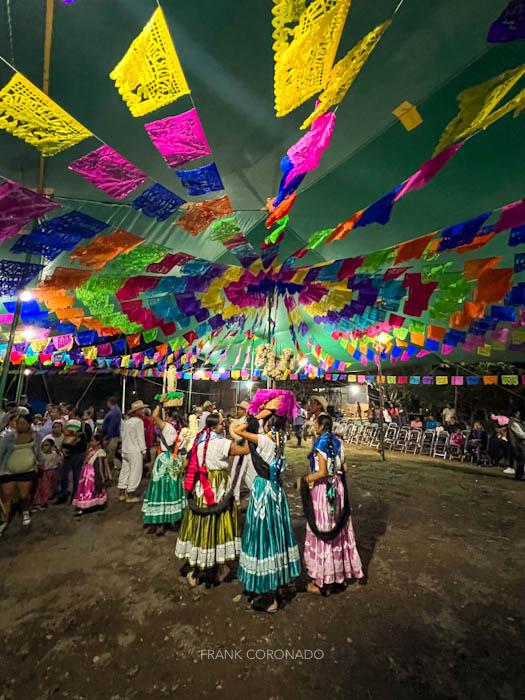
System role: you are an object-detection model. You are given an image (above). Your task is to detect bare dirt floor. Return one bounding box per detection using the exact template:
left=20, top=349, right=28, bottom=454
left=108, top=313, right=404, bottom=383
left=1, top=445, right=524, bottom=700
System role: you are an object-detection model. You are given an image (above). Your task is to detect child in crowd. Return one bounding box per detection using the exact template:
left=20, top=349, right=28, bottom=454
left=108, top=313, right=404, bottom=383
left=450, top=426, right=465, bottom=448
left=72, top=435, right=108, bottom=516
left=33, top=437, right=62, bottom=509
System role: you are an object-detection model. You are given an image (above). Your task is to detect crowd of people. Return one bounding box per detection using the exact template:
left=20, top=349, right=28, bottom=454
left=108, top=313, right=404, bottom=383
left=363, top=399, right=525, bottom=478
left=0, top=390, right=364, bottom=612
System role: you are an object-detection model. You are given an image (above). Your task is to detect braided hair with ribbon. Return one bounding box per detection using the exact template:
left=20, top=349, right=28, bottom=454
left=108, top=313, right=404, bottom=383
left=184, top=414, right=242, bottom=516
left=300, top=414, right=351, bottom=542
left=248, top=413, right=288, bottom=482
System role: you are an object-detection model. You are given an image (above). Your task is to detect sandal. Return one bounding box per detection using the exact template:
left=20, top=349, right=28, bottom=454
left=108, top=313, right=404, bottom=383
left=216, top=563, right=230, bottom=583
left=306, top=582, right=322, bottom=595
left=187, top=570, right=199, bottom=587
left=251, top=598, right=278, bottom=614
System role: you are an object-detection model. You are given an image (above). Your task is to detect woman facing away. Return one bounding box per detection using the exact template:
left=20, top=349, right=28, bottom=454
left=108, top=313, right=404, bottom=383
left=0, top=414, right=40, bottom=534
left=300, top=414, right=364, bottom=595
left=236, top=402, right=301, bottom=614
left=142, top=406, right=188, bottom=536
left=72, top=434, right=109, bottom=516
left=175, top=413, right=249, bottom=586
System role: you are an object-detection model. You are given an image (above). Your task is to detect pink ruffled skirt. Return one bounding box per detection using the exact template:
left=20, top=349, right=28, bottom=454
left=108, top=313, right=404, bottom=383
left=72, top=463, right=107, bottom=510
left=304, top=476, right=364, bottom=588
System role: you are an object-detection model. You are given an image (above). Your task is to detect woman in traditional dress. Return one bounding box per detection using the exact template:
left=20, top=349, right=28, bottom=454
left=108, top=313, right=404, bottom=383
left=175, top=413, right=249, bottom=586
left=142, top=406, right=188, bottom=536
left=301, top=414, right=364, bottom=594
left=72, top=435, right=108, bottom=516
left=236, top=390, right=301, bottom=613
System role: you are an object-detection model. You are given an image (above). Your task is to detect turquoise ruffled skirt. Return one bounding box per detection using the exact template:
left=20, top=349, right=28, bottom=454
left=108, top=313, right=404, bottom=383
left=238, top=475, right=301, bottom=594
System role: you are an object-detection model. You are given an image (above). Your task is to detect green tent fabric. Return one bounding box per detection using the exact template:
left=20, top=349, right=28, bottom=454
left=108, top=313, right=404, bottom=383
left=0, top=0, right=524, bottom=370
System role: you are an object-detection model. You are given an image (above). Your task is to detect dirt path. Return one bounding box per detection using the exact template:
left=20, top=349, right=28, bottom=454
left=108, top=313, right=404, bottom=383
left=1, top=446, right=524, bottom=700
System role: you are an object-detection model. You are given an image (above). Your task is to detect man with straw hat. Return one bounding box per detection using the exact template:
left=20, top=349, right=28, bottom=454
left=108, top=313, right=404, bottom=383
left=119, top=400, right=147, bottom=503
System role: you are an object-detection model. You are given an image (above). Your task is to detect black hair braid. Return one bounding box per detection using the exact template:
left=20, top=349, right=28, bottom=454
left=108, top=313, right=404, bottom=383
left=201, top=428, right=212, bottom=468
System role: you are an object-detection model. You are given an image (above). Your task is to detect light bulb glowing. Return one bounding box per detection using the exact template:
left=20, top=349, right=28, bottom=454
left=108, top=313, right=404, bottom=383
left=22, top=328, right=35, bottom=340
left=24, top=368, right=32, bottom=376
left=377, top=332, right=390, bottom=344
left=19, top=290, right=33, bottom=302
left=350, top=385, right=359, bottom=395
left=298, top=357, right=308, bottom=367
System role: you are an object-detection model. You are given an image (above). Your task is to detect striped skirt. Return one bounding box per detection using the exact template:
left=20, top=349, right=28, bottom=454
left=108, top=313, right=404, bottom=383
left=238, top=475, right=301, bottom=594
left=175, top=469, right=240, bottom=570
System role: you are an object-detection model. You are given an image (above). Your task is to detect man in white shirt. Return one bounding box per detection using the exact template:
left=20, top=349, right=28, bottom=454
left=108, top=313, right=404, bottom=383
left=230, top=401, right=258, bottom=504
left=508, top=410, right=525, bottom=480
left=118, top=400, right=147, bottom=503
left=198, top=401, right=214, bottom=431
left=442, top=404, right=457, bottom=429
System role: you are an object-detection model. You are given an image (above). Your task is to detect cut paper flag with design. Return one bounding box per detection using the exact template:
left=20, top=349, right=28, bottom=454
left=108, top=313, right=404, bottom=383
left=176, top=163, right=224, bottom=196
left=11, top=211, right=109, bottom=260
left=70, top=229, right=144, bottom=270
left=301, top=19, right=391, bottom=128
left=487, top=0, right=525, bottom=42
left=0, top=179, right=61, bottom=243
left=69, top=145, right=148, bottom=200
left=0, top=260, right=44, bottom=297
left=438, top=213, right=491, bottom=251
left=272, top=0, right=351, bottom=117
left=278, top=110, right=335, bottom=198
left=145, top=109, right=210, bottom=168
left=176, top=196, right=233, bottom=236
left=392, top=101, right=423, bottom=131
left=130, top=183, right=185, bottom=221
left=111, top=243, right=170, bottom=275
left=494, top=198, right=525, bottom=232
left=0, top=73, right=91, bottom=155
left=354, top=185, right=401, bottom=228
left=110, top=7, right=190, bottom=117
left=394, top=141, right=465, bottom=201
left=434, top=64, right=525, bottom=155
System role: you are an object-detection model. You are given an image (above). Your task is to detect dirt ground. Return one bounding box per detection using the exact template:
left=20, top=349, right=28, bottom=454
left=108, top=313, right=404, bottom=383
left=1, top=445, right=524, bottom=700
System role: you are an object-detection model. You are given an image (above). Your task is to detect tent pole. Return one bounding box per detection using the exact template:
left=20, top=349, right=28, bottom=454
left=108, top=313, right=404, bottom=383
left=75, top=372, right=97, bottom=411
left=41, top=369, right=52, bottom=404
left=0, top=0, right=55, bottom=407
left=122, top=374, right=127, bottom=414
left=187, top=371, right=193, bottom=414
left=454, top=366, right=459, bottom=416
left=376, top=350, right=386, bottom=462
left=15, top=361, right=25, bottom=404
left=0, top=298, right=22, bottom=404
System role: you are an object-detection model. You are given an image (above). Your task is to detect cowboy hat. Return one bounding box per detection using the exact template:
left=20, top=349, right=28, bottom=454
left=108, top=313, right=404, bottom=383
left=202, top=400, right=213, bottom=410
left=228, top=418, right=246, bottom=442
left=310, top=395, right=328, bottom=413
left=235, top=400, right=250, bottom=410
left=129, top=400, right=149, bottom=414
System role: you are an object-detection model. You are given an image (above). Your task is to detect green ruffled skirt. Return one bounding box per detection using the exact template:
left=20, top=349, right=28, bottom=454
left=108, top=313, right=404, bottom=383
left=175, top=469, right=240, bottom=570
left=142, top=451, right=186, bottom=524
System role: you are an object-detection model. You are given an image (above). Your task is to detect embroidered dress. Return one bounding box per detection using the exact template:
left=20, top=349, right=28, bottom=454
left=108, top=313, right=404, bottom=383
left=72, top=448, right=107, bottom=510
left=238, top=434, right=301, bottom=594
left=304, top=436, right=363, bottom=587
left=175, top=434, right=240, bottom=570
left=142, top=423, right=186, bottom=525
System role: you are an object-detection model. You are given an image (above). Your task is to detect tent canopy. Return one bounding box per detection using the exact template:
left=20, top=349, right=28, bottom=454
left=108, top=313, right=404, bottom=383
left=0, top=0, right=524, bottom=370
